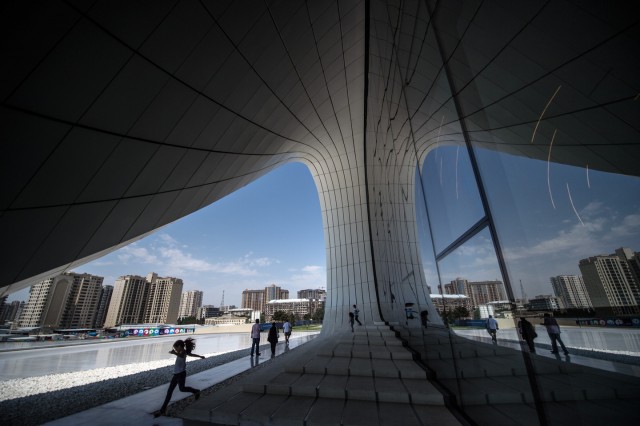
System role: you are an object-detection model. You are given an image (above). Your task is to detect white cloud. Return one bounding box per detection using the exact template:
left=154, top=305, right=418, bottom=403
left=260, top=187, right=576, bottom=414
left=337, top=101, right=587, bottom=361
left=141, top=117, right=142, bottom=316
left=117, top=245, right=159, bottom=265
left=110, top=234, right=277, bottom=279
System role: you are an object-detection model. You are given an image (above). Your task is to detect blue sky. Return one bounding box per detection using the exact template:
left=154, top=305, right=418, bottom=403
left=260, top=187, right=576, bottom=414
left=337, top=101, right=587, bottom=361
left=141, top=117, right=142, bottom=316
left=9, top=162, right=326, bottom=307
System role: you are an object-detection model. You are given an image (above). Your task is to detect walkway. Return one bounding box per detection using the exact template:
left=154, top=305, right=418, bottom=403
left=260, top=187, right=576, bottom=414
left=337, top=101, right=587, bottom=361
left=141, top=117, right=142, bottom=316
left=43, top=324, right=640, bottom=425
left=44, top=333, right=319, bottom=426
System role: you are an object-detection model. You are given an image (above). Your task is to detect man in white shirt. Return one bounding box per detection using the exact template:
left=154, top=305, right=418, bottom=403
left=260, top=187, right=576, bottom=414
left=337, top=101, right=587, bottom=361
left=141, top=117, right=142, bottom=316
left=486, top=315, right=498, bottom=343
left=250, top=319, right=261, bottom=356
left=283, top=320, right=292, bottom=344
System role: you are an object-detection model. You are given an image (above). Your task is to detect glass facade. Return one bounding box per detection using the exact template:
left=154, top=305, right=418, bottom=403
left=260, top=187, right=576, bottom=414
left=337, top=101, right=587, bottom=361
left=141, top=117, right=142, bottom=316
left=395, top=134, right=640, bottom=424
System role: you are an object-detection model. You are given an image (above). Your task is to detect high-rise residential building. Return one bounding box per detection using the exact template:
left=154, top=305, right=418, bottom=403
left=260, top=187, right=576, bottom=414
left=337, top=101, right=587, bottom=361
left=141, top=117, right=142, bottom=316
left=64, top=273, right=104, bottom=328
left=104, top=275, right=148, bottom=327
left=265, top=284, right=288, bottom=302
left=443, top=279, right=507, bottom=308
left=0, top=296, right=25, bottom=325
left=297, top=289, right=327, bottom=301
left=242, top=285, right=290, bottom=314
left=579, top=248, right=640, bottom=315
left=18, top=273, right=103, bottom=328
left=144, top=275, right=183, bottom=323
left=104, top=273, right=184, bottom=327
left=550, top=275, right=592, bottom=310
left=93, top=285, right=113, bottom=328
left=178, top=290, right=203, bottom=319
left=241, top=289, right=265, bottom=312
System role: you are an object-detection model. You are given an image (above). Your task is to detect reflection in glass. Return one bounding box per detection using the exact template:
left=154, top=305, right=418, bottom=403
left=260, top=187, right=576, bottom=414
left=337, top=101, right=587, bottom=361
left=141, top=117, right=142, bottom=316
left=419, top=144, right=486, bottom=253
left=474, top=147, right=640, bottom=325
left=436, top=228, right=509, bottom=328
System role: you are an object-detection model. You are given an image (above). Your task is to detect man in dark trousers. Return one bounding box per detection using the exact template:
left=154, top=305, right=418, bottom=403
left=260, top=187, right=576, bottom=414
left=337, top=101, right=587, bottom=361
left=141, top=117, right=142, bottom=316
left=352, top=304, right=362, bottom=326
left=542, top=313, right=569, bottom=355
left=250, top=319, right=261, bottom=356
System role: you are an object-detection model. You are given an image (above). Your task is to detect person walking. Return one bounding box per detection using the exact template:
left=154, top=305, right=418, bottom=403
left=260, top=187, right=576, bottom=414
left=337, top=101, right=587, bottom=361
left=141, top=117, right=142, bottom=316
left=542, top=313, right=569, bottom=355
left=486, top=315, right=498, bottom=343
left=156, top=337, right=204, bottom=417
left=283, top=320, right=292, bottom=344
left=517, top=317, right=537, bottom=353
left=250, top=318, right=261, bottom=356
left=267, top=321, right=279, bottom=356
left=352, top=304, right=362, bottom=326
left=348, top=312, right=355, bottom=332
left=420, top=310, right=429, bottom=328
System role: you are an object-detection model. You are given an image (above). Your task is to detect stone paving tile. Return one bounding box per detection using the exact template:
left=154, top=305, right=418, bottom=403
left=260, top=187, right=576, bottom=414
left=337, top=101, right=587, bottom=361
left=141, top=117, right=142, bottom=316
left=401, top=377, right=445, bottom=405
left=377, top=401, right=422, bottom=426
left=317, top=374, right=349, bottom=399
left=393, top=359, right=427, bottom=379
left=208, top=391, right=262, bottom=425
left=348, top=357, right=373, bottom=376
left=412, top=404, right=463, bottom=425
left=238, top=394, right=288, bottom=425
left=345, top=375, right=376, bottom=401
left=269, top=396, right=315, bottom=426
left=374, top=376, right=410, bottom=404
left=370, top=358, right=400, bottom=378
left=304, top=397, right=345, bottom=426
left=341, top=399, right=380, bottom=425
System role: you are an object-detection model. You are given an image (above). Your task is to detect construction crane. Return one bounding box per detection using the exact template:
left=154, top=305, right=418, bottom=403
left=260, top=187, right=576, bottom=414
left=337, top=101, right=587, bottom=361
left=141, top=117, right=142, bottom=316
left=519, top=280, right=528, bottom=304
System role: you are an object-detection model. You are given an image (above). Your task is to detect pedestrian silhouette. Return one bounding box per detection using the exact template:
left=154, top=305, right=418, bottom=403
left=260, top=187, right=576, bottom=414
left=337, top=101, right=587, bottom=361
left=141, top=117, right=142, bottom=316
left=486, top=315, right=498, bottom=343
left=250, top=318, right=261, bottom=356
left=542, top=313, right=569, bottom=355
left=283, top=320, right=292, bottom=344
left=348, top=312, right=355, bottom=332
left=267, top=321, right=278, bottom=356
left=352, top=305, right=362, bottom=325
left=156, top=337, right=204, bottom=417
left=517, top=317, right=537, bottom=353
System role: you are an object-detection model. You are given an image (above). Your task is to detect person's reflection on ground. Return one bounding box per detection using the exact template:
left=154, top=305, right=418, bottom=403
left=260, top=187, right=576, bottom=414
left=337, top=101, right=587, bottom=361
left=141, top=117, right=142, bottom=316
left=250, top=355, right=260, bottom=368
left=551, top=351, right=571, bottom=362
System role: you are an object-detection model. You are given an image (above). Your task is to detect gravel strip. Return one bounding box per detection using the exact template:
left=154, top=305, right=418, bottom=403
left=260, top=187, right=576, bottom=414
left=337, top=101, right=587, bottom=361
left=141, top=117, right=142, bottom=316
left=0, top=347, right=252, bottom=426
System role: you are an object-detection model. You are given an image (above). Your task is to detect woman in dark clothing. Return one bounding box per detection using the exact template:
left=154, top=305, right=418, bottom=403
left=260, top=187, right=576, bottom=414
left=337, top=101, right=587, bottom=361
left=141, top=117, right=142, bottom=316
left=157, top=337, right=205, bottom=417
left=517, top=317, right=538, bottom=353
left=267, top=321, right=279, bottom=356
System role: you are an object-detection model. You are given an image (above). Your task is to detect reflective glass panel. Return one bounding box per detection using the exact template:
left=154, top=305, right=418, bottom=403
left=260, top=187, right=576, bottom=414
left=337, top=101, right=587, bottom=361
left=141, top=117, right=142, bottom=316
left=419, top=144, right=486, bottom=253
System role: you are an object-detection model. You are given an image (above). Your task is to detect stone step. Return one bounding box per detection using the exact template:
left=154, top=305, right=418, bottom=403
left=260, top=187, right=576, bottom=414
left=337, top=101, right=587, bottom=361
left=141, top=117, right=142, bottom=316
left=199, top=394, right=461, bottom=426
left=317, top=345, right=414, bottom=360
left=438, top=372, right=640, bottom=405
left=242, top=372, right=446, bottom=405
left=285, top=356, right=428, bottom=379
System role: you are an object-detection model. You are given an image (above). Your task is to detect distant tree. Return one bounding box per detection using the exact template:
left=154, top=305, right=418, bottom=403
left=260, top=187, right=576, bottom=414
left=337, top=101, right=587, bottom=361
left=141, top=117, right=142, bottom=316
left=303, top=313, right=311, bottom=321
left=312, top=307, right=324, bottom=323
left=272, top=310, right=289, bottom=321
left=177, top=316, right=197, bottom=325
left=453, top=306, right=470, bottom=319
left=260, top=313, right=265, bottom=323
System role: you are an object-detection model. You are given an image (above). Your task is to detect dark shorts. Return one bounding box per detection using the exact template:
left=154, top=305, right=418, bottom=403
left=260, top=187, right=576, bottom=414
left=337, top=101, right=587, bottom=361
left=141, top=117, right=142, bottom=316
left=285, top=332, right=291, bottom=336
